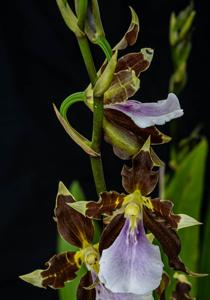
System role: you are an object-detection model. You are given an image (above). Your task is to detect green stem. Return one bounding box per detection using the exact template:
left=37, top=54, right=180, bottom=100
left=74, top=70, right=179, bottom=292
left=77, top=37, right=97, bottom=86
left=91, top=97, right=103, bottom=152
left=90, top=96, right=106, bottom=193
left=76, top=0, right=88, bottom=30
left=77, top=35, right=106, bottom=194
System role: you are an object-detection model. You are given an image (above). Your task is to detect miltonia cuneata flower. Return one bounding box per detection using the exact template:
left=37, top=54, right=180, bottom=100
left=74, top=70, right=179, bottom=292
left=104, top=92, right=183, bottom=159
left=20, top=182, right=99, bottom=292
left=70, top=137, right=201, bottom=295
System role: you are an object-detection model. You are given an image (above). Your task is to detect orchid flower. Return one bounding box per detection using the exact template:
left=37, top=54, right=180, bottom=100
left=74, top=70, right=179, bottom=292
left=84, top=45, right=183, bottom=160
left=20, top=182, right=99, bottom=291
left=70, top=137, right=201, bottom=295
left=20, top=182, right=154, bottom=300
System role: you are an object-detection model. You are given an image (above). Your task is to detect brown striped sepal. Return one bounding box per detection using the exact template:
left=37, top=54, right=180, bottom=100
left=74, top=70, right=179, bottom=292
left=20, top=251, right=80, bottom=288
left=121, top=137, right=160, bottom=195
left=113, top=7, right=139, bottom=51
left=151, top=198, right=201, bottom=231
left=55, top=182, right=94, bottom=248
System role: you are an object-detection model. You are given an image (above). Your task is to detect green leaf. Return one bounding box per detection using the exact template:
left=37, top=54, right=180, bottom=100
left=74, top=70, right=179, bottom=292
left=68, top=180, right=86, bottom=201
left=165, top=138, right=208, bottom=295
left=58, top=181, right=86, bottom=300
left=197, top=196, right=210, bottom=299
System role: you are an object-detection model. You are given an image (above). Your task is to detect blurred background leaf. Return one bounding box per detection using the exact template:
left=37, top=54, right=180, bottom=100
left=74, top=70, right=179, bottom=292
left=169, top=1, right=196, bottom=94
left=164, top=137, right=208, bottom=298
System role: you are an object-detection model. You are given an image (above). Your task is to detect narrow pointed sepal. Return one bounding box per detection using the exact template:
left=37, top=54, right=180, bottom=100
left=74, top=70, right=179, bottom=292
left=99, top=219, right=163, bottom=294
left=121, top=137, right=159, bottom=195
left=55, top=182, right=94, bottom=248
left=53, top=104, right=99, bottom=157
left=114, top=7, right=139, bottom=51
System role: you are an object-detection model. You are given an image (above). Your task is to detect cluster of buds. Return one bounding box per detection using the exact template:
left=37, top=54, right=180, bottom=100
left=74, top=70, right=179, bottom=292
left=20, top=1, right=204, bottom=299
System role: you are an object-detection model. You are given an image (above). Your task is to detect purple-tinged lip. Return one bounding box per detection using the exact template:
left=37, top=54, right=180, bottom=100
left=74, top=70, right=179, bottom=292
left=98, top=219, right=163, bottom=295
left=105, top=93, right=183, bottom=128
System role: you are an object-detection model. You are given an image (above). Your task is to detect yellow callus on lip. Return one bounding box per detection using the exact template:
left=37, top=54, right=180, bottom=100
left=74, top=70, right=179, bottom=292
left=123, top=189, right=153, bottom=210
left=125, top=202, right=140, bottom=230
left=123, top=189, right=153, bottom=230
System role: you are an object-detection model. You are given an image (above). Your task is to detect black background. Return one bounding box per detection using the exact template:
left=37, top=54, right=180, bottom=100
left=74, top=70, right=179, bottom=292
left=0, top=1, right=209, bottom=299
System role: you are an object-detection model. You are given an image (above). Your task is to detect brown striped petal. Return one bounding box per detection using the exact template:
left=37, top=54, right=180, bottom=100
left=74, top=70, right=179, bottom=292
left=151, top=198, right=181, bottom=229
left=143, top=209, right=186, bottom=273
left=69, top=191, right=125, bottom=219
left=99, top=213, right=125, bottom=253
left=115, top=49, right=154, bottom=76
